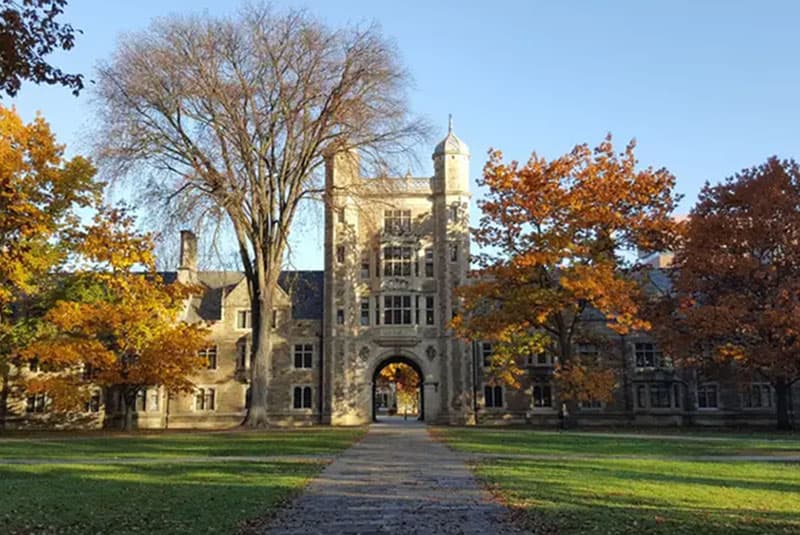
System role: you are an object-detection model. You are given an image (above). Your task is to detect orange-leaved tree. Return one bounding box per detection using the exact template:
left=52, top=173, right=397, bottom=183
left=22, top=207, right=209, bottom=430
left=0, top=104, right=100, bottom=427
left=654, top=158, right=800, bottom=430
left=453, top=136, right=679, bottom=417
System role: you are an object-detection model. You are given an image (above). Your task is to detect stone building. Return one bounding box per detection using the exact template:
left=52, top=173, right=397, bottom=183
left=4, top=125, right=798, bottom=429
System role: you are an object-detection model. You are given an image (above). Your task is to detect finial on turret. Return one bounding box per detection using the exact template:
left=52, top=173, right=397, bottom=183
left=433, top=113, right=469, bottom=157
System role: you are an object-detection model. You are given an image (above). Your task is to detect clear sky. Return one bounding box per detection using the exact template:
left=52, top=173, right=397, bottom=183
left=8, top=0, right=800, bottom=270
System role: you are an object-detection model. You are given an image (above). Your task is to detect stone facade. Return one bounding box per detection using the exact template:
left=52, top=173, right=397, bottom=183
left=4, top=126, right=799, bottom=429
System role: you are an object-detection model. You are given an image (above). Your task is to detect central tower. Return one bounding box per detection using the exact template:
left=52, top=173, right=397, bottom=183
left=322, top=121, right=474, bottom=425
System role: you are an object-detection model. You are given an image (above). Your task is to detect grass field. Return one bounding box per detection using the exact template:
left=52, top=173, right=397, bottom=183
left=435, top=427, right=800, bottom=534
left=0, top=428, right=366, bottom=534
left=434, top=427, right=800, bottom=457
left=0, top=427, right=364, bottom=460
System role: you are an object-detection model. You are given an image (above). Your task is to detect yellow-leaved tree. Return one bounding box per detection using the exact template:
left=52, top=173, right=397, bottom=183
left=22, top=207, right=210, bottom=430
left=0, top=105, right=100, bottom=428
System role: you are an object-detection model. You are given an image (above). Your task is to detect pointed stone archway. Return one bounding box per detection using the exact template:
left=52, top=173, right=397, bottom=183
left=371, top=355, right=425, bottom=422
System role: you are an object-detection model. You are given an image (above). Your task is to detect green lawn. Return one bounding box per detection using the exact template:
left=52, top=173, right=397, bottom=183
left=435, top=428, right=800, bottom=534
left=0, top=428, right=366, bottom=534
left=0, top=427, right=365, bottom=460
left=477, top=458, right=800, bottom=534
left=433, top=427, right=800, bottom=457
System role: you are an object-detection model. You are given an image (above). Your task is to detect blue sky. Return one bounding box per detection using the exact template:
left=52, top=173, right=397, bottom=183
left=8, top=1, right=800, bottom=269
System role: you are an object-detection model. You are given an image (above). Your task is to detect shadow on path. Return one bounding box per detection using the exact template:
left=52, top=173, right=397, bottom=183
left=257, top=421, right=517, bottom=534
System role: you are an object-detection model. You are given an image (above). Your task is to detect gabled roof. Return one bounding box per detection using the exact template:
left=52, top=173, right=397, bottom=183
left=164, top=269, right=323, bottom=322
left=278, top=270, right=324, bottom=320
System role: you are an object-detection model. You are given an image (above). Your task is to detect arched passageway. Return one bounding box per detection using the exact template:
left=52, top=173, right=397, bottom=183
left=372, top=356, right=424, bottom=422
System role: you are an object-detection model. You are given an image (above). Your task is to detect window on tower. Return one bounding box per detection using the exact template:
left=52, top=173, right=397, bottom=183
left=383, top=246, right=413, bottom=277
left=384, top=210, right=411, bottom=234
left=383, top=295, right=412, bottom=325
left=424, top=248, right=434, bottom=277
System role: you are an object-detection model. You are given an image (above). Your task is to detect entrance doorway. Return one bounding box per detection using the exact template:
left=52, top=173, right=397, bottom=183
left=372, top=356, right=424, bottom=422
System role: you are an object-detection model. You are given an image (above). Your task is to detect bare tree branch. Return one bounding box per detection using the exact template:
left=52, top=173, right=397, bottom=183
left=91, top=4, right=429, bottom=426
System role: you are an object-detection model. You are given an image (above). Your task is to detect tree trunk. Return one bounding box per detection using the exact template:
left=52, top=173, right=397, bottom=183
left=774, top=379, right=792, bottom=431
left=0, top=371, right=8, bottom=431
left=557, top=328, right=577, bottom=429
left=243, top=269, right=277, bottom=428
left=122, top=392, right=135, bottom=431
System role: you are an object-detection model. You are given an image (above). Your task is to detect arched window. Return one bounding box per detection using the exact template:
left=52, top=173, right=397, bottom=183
left=532, top=384, right=552, bottom=408
left=293, top=386, right=312, bottom=409
left=484, top=385, right=503, bottom=408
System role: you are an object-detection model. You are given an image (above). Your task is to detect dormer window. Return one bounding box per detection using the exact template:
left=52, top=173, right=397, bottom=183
left=384, top=210, right=411, bottom=234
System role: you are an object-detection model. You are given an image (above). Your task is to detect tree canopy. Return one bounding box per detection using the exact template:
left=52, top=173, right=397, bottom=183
left=651, top=157, right=800, bottom=429
left=92, top=4, right=427, bottom=426
left=21, top=207, right=209, bottom=429
left=454, top=136, right=679, bottom=409
left=0, top=104, right=99, bottom=308
left=0, top=0, right=83, bottom=97
left=0, top=104, right=99, bottom=426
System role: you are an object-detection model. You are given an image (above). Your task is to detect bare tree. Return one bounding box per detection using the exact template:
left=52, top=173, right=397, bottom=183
left=92, top=4, right=428, bottom=427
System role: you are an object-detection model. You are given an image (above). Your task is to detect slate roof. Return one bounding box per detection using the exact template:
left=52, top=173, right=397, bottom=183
left=278, top=271, right=324, bottom=320
left=162, top=269, right=324, bottom=322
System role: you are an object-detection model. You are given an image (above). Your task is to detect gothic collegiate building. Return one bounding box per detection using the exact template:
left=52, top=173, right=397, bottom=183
left=170, top=123, right=476, bottom=427
left=6, top=125, right=797, bottom=429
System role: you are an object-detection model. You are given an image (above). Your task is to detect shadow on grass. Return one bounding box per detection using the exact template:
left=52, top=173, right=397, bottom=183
left=0, top=428, right=366, bottom=460
left=0, top=460, right=323, bottom=534
left=437, top=428, right=800, bottom=457
left=478, top=458, right=800, bottom=534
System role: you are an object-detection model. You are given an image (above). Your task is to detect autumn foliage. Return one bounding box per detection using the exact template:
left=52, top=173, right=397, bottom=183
left=650, top=158, right=800, bottom=429
left=0, top=1, right=84, bottom=97
left=0, top=105, right=100, bottom=426
left=454, top=136, right=679, bottom=409
left=378, top=362, right=421, bottom=414
left=22, top=208, right=209, bottom=429
left=0, top=105, right=99, bottom=308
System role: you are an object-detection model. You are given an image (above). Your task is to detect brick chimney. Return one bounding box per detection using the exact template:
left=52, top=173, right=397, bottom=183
left=177, top=230, right=198, bottom=284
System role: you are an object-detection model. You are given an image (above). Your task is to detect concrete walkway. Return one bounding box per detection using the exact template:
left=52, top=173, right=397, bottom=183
left=259, top=419, right=517, bottom=534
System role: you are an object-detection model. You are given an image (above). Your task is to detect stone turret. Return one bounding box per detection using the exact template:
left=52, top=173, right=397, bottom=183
left=432, top=115, right=470, bottom=194
left=325, top=148, right=360, bottom=190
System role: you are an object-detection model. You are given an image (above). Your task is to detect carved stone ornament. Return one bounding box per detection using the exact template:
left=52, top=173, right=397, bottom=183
left=358, top=346, right=370, bottom=362
left=426, top=345, right=437, bottom=361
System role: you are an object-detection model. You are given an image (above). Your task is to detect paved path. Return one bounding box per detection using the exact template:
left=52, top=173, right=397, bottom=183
left=260, top=419, right=517, bottom=534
